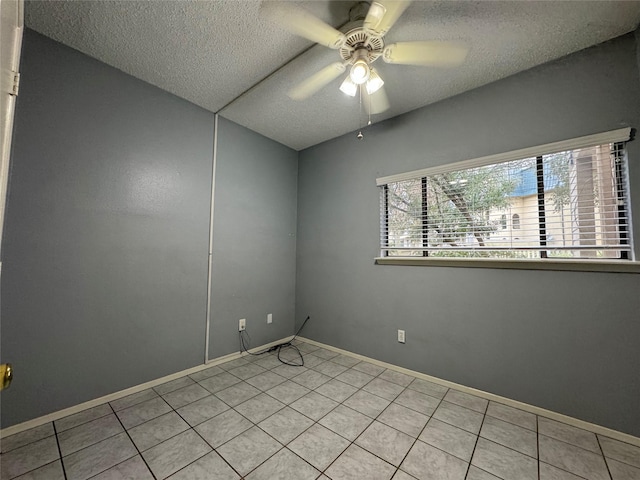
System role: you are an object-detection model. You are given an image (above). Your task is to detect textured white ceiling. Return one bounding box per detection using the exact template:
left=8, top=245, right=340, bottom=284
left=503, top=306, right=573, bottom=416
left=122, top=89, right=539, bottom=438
left=25, top=1, right=640, bottom=150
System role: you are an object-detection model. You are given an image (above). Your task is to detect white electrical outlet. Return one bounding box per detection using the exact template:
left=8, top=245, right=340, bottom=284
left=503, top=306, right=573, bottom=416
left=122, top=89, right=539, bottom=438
left=398, top=329, right=406, bottom=343
left=239, top=319, right=246, bottom=331
left=267, top=313, right=273, bottom=324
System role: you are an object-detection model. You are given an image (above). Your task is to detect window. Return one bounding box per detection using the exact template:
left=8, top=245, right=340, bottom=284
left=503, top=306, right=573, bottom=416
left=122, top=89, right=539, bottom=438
left=378, top=128, right=633, bottom=261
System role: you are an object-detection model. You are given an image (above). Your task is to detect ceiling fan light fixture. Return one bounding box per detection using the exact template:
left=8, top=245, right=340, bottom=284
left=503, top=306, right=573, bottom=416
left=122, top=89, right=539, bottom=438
left=350, top=59, right=370, bottom=85
left=339, top=76, right=358, bottom=97
left=366, top=69, right=384, bottom=94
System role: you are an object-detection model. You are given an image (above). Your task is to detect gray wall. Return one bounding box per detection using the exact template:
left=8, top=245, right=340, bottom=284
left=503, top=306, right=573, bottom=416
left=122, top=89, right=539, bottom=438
left=296, top=34, right=640, bottom=436
left=0, top=30, right=298, bottom=428
left=0, top=30, right=214, bottom=427
left=636, top=26, right=640, bottom=82
left=209, top=116, right=298, bottom=359
left=1, top=29, right=214, bottom=427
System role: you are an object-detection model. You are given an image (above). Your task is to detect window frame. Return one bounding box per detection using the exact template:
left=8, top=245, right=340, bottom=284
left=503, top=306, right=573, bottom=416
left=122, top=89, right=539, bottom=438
left=375, top=128, right=639, bottom=273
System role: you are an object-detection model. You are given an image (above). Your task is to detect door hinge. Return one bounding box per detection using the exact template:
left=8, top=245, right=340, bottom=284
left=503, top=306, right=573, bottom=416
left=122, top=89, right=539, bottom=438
left=10, top=71, right=20, bottom=96
left=2, top=69, right=20, bottom=96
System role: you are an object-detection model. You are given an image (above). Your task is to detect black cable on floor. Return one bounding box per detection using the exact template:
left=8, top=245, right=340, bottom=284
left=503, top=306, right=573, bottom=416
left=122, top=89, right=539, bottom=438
left=239, top=330, right=270, bottom=356
left=238, top=316, right=310, bottom=366
left=277, top=342, right=304, bottom=367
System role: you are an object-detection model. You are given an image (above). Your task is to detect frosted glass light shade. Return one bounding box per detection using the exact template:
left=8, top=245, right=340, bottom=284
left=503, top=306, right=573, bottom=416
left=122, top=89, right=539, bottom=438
left=366, top=69, right=384, bottom=94
left=339, top=76, right=358, bottom=96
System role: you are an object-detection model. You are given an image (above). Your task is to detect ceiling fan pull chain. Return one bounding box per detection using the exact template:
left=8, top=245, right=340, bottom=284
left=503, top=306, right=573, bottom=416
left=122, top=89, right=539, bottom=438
left=357, top=85, right=364, bottom=139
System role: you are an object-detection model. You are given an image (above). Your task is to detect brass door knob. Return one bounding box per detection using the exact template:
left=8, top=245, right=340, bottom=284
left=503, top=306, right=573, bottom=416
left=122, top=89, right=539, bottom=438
left=0, top=364, right=13, bottom=390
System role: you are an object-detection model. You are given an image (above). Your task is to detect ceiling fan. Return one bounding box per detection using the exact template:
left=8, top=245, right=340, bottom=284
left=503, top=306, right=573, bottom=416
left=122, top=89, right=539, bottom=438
left=263, top=0, right=469, bottom=115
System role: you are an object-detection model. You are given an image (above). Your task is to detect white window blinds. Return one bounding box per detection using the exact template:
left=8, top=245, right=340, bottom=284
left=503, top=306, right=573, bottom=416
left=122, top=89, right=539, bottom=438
left=378, top=129, right=633, bottom=260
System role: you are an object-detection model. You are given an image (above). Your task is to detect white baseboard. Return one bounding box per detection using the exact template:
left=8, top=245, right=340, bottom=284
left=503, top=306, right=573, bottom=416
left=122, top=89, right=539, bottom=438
left=3, top=334, right=637, bottom=449
left=296, top=337, right=640, bottom=448
left=0, top=336, right=293, bottom=439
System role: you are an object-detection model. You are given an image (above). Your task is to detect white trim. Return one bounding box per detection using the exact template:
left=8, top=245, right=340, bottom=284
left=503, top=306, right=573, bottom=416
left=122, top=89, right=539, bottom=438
left=621, top=146, right=636, bottom=260
left=4, top=334, right=637, bottom=447
left=374, top=256, right=640, bottom=273
left=0, top=335, right=293, bottom=438
left=0, top=0, right=24, bottom=246
left=296, top=337, right=640, bottom=447
left=376, top=127, right=632, bottom=186
left=204, top=114, right=219, bottom=363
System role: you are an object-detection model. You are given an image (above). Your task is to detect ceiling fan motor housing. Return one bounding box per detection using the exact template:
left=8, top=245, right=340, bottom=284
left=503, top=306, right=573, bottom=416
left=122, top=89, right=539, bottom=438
left=339, top=27, right=384, bottom=64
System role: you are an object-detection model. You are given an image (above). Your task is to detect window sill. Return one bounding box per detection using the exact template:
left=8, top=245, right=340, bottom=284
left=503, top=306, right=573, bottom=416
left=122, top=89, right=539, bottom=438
left=374, top=256, right=640, bottom=274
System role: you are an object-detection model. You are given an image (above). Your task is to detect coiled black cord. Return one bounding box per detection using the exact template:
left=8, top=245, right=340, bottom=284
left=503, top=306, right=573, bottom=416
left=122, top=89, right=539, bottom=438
left=238, top=316, right=310, bottom=367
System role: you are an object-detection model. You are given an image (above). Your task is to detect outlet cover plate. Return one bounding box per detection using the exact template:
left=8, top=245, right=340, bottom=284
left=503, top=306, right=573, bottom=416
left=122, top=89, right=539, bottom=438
left=239, top=319, right=246, bottom=331
left=398, top=329, right=405, bottom=343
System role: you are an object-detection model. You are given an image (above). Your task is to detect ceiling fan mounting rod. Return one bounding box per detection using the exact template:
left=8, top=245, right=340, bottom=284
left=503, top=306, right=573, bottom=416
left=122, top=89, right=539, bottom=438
left=349, top=1, right=371, bottom=23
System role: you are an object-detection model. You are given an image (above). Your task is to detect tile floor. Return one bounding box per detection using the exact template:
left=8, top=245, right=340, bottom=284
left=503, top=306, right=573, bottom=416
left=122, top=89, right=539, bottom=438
left=1, top=340, right=639, bottom=480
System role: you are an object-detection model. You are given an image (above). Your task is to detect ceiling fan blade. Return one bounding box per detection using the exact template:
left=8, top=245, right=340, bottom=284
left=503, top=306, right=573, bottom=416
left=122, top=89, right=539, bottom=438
left=383, top=41, right=468, bottom=66
left=261, top=2, right=346, bottom=49
left=363, top=85, right=390, bottom=115
left=289, top=62, right=347, bottom=100
left=363, top=1, right=411, bottom=37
